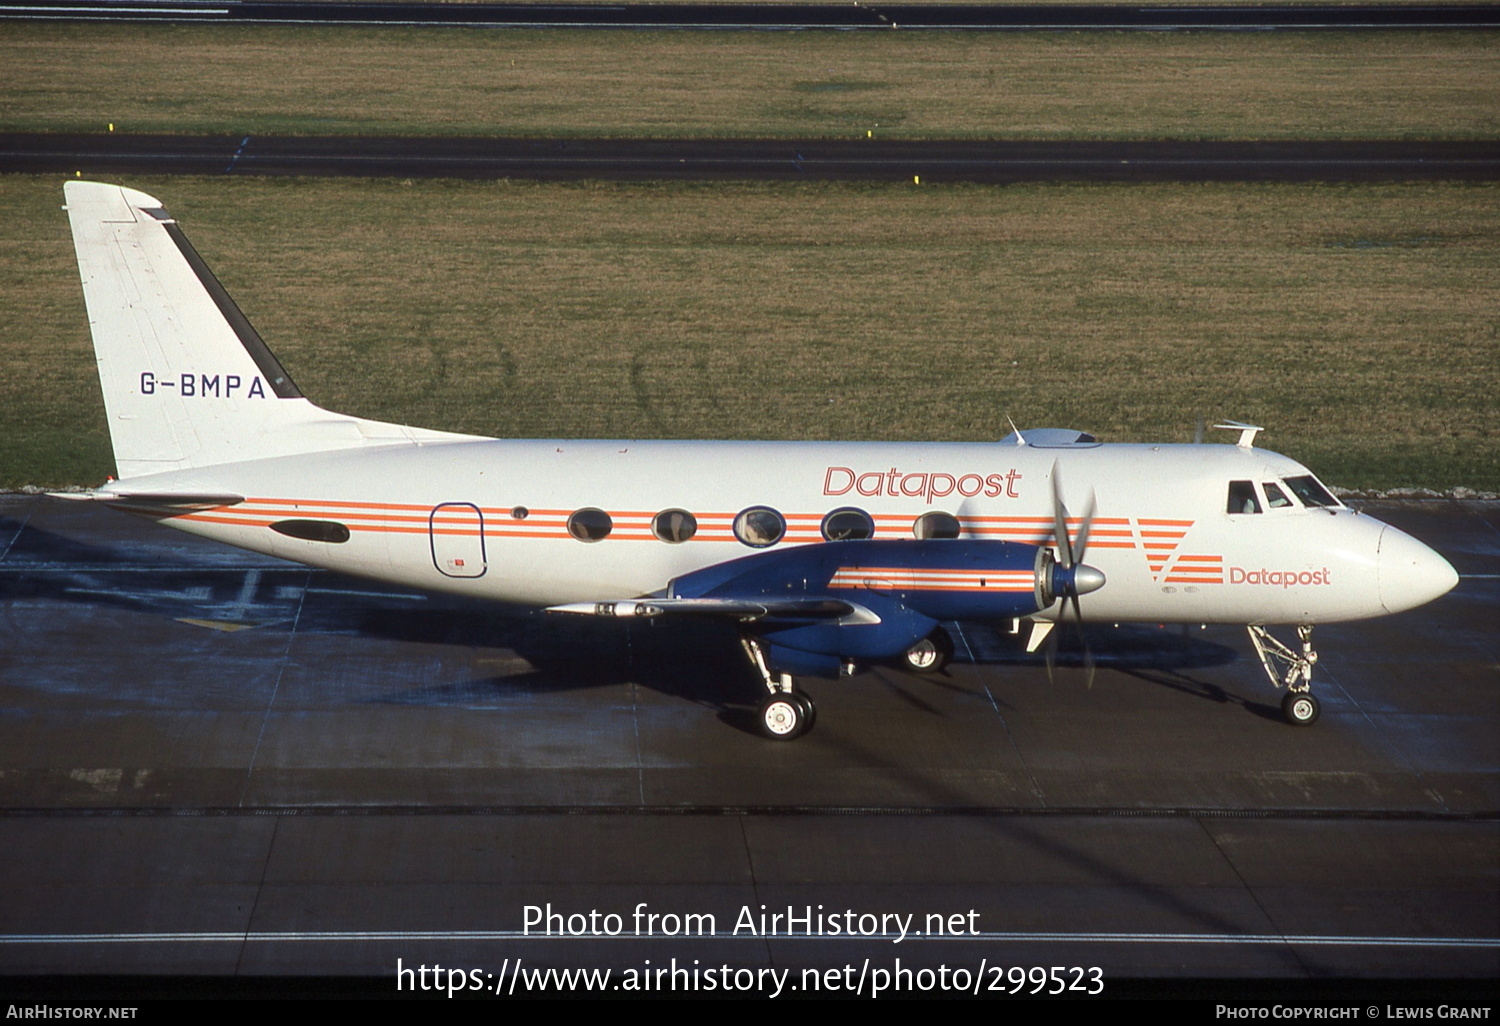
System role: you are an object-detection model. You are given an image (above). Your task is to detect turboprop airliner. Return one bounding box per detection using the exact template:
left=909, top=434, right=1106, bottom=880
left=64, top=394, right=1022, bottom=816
left=57, top=182, right=1459, bottom=739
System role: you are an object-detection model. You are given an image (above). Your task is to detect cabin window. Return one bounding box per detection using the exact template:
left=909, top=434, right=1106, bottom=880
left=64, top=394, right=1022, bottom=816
left=821, top=507, right=874, bottom=541
left=734, top=507, right=785, bottom=548
left=1263, top=482, right=1294, bottom=509
left=567, top=508, right=613, bottom=542
left=1227, top=481, right=1261, bottom=514
left=913, top=511, right=962, bottom=539
left=1285, top=475, right=1339, bottom=508
left=653, top=509, right=698, bottom=543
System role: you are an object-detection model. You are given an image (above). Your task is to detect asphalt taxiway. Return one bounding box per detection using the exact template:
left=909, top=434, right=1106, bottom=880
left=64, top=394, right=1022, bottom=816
left=6, top=134, right=1498, bottom=183
left=0, top=494, right=1495, bottom=985
left=6, top=1, right=1498, bottom=30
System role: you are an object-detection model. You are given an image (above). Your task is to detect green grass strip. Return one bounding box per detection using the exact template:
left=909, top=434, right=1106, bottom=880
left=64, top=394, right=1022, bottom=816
left=4, top=175, right=1495, bottom=492
left=3, top=24, right=1497, bottom=141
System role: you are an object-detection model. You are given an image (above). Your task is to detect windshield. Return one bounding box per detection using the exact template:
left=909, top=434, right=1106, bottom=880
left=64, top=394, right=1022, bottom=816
left=1284, top=475, right=1339, bottom=508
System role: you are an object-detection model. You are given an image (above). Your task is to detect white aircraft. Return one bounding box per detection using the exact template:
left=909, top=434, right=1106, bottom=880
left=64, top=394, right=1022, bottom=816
left=57, top=181, right=1459, bottom=739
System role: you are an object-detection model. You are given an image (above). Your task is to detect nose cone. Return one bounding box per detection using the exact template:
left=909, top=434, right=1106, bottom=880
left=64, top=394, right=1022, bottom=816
left=1377, top=525, right=1459, bottom=615
left=1073, top=563, right=1107, bottom=596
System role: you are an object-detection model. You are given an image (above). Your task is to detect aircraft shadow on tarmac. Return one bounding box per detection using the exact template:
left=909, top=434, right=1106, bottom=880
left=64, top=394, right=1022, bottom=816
left=1, top=517, right=1248, bottom=733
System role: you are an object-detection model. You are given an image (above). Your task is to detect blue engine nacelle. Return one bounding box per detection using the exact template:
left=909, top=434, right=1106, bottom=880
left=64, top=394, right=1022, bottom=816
left=668, top=540, right=1069, bottom=674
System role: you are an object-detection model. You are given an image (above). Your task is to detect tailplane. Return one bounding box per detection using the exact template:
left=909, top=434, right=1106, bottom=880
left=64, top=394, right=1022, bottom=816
left=65, top=181, right=476, bottom=479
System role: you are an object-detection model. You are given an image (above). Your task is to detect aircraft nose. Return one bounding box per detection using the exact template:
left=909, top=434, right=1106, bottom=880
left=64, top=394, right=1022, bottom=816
left=1377, top=524, right=1459, bottom=615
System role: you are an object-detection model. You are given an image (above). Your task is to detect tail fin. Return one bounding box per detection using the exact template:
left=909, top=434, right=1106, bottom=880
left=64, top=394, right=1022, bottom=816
left=65, top=181, right=476, bottom=479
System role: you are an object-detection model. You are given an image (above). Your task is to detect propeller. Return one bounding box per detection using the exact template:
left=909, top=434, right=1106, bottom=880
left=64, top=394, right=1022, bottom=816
left=1045, top=461, right=1106, bottom=686
left=1192, top=413, right=1206, bottom=445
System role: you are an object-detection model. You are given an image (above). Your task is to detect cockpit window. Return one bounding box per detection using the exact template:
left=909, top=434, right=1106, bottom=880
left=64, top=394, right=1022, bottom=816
left=1284, top=475, right=1339, bottom=508
left=1263, top=482, right=1294, bottom=509
left=1227, top=481, right=1261, bottom=514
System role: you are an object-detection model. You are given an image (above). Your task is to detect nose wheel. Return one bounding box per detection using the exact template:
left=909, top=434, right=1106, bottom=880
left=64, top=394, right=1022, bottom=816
left=1248, top=625, right=1323, bottom=726
left=1281, top=690, right=1321, bottom=727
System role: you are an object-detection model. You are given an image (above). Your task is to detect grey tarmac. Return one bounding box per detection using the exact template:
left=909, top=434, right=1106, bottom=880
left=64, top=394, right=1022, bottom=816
left=0, top=494, right=1495, bottom=980
left=4, top=134, right=1498, bottom=183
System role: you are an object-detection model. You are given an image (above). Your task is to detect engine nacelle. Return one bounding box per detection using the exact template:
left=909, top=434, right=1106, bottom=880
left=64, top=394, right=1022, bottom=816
left=669, top=540, right=1061, bottom=665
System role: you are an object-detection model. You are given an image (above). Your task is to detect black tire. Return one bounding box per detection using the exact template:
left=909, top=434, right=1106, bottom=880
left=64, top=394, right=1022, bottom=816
left=760, top=694, right=806, bottom=740
left=902, top=628, right=953, bottom=674
left=791, top=692, right=816, bottom=733
left=1282, top=691, right=1320, bottom=727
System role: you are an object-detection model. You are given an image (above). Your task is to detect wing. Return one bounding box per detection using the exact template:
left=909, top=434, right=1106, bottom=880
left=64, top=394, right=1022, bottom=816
left=547, top=597, right=879, bottom=624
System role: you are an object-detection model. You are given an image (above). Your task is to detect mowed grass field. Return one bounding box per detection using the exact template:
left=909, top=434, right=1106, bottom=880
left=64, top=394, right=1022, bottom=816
left=2, top=23, right=1496, bottom=140
left=3, top=175, right=1494, bottom=492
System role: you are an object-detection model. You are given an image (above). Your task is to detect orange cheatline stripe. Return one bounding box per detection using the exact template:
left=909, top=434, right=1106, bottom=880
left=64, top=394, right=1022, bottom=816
left=830, top=576, right=1033, bottom=587
left=842, top=575, right=1036, bottom=584
left=265, top=510, right=433, bottom=524
left=1176, top=554, right=1223, bottom=563
left=830, top=580, right=1034, bottom=593
left=960, top=516, right=1053, bottom=525
left=189, top=502, right=1153, bottom=552
left=834, top=567, right=1034, bottom=578
left=832, top=566, right=1033, bottom=574
left=1139, top=518, right=1194, bottom=526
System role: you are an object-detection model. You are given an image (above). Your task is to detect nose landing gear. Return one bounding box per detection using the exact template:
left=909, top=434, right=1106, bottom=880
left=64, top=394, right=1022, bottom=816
left=1248, top=624, right=1321, bottom=726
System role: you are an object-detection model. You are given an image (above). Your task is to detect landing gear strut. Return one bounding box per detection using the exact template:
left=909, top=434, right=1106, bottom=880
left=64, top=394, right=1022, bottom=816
left=742, top=636, right=816, bottom=740
left=1247, top=624, right=1321, bottom=726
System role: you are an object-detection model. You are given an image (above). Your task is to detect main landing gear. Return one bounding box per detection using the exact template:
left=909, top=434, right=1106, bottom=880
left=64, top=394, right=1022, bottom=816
left=901, top=627, right=953, bottom=674
left=1247, top=624, right=1321, bottom=726
left=741, top=637, right=817, bottom=740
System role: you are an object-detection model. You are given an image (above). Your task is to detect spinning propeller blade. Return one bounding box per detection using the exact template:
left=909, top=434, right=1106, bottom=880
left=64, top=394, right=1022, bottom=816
left=1046, top=462, right=1101, bottom=687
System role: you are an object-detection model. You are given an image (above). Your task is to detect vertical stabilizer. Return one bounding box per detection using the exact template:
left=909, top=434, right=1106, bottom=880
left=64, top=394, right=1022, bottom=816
left=65, top=182, right=476, bottom=479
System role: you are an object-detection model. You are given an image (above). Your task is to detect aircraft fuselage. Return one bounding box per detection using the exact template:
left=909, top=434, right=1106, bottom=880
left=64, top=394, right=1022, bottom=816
left=111, top=437, right=1454, bottom=627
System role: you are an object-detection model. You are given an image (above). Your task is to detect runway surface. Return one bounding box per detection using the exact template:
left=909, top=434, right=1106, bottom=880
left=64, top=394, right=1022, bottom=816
left=0, top=493, right=1494, bottom=987
left=5, top=0, right=1498, bottom=30
left=8, top=134, right=1499, bottom=182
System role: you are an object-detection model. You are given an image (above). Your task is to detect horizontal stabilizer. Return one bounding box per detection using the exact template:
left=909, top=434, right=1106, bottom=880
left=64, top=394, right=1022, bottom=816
left=54, top=489, right=245, bottom=508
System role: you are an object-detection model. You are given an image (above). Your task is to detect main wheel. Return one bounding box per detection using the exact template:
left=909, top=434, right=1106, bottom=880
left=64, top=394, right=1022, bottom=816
left=902, top=628, right=953, bottom=674
left=760, top=694, right=808, bottom=740
left=791, top=691, right=816, bottom=732
left=1282, top=690, right=1320, bottom=727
